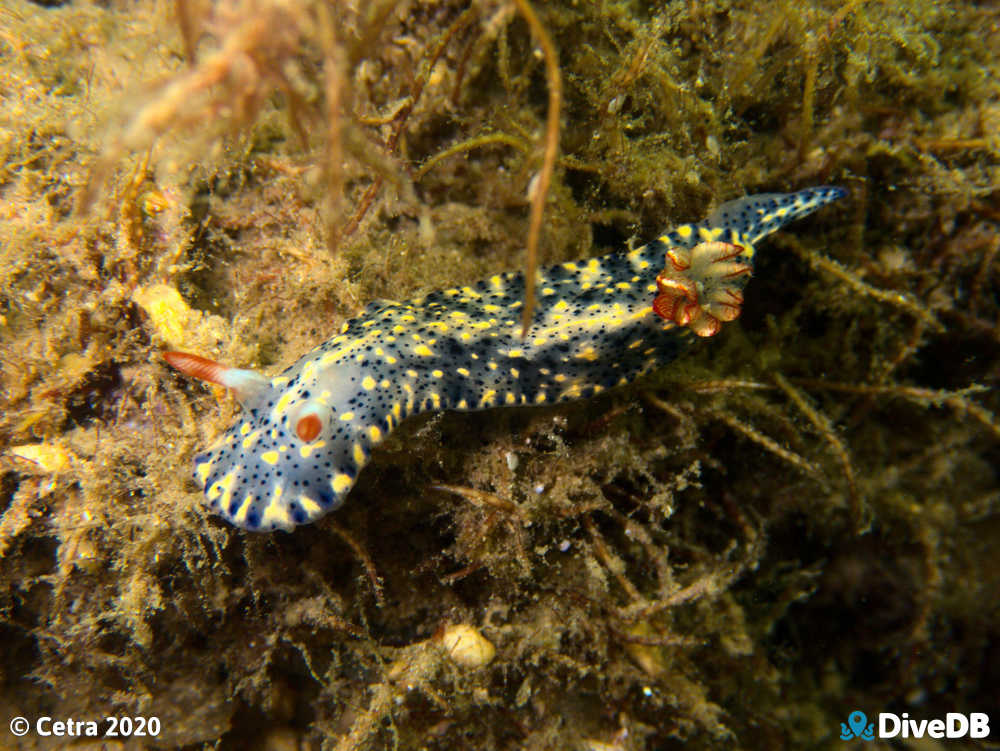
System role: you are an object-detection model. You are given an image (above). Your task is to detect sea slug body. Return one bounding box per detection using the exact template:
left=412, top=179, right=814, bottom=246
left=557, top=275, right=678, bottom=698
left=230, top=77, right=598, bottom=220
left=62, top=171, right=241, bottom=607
left=166, top=187, right=846, bottom=531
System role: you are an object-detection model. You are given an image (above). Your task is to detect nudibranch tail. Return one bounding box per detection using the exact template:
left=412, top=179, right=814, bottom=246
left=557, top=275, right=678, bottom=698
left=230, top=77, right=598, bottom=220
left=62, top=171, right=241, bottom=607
left=169, top=186, right=847, bottom=532
left=704, top=185, right=848, bottom=244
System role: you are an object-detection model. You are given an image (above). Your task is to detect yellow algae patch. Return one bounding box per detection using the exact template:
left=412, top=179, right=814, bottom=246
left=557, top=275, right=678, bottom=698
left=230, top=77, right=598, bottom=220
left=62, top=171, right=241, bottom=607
left=131, top=284, right=228, bottom=350
left=8, top=442, right=73, bottom=473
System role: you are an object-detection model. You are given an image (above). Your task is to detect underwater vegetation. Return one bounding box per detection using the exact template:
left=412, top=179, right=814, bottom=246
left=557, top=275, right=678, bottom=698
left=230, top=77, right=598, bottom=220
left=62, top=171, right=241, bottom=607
left=0, top=0, right=997, bottom=748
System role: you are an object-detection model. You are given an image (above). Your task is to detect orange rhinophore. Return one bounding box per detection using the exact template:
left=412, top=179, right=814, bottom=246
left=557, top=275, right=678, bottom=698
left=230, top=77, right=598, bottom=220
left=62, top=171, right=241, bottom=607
left=295, top=413, right=323, bottom=442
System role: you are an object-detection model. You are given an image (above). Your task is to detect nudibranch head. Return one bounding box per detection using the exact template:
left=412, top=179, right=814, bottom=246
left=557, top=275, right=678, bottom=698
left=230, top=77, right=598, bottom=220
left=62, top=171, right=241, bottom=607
left=652, top=241, right=752, bottom=337
left=164, top=351, right=348, bottom=531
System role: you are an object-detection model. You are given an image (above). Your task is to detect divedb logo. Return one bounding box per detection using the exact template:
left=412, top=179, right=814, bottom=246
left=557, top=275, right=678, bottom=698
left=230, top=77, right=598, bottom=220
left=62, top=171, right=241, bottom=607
left=840, top=710, right=991, bottom=741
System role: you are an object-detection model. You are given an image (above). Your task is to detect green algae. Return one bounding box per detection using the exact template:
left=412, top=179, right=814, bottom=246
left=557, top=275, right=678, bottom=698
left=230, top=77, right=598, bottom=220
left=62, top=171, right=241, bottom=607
left=0, top=0, right=997, bottom=748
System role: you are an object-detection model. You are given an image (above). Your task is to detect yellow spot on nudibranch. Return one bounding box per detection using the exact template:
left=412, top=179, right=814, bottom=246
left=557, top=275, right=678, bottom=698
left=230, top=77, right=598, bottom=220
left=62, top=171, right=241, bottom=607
left=414, top=344, right=434, bottom=357
left=300, top=441, right=326, bottom=458
left=332, top=474, right=353, bottom=493
left=339, top=411, right=355, bottom=421
left=210, top=468, right=239, bottom=504
left=362, top=376, right=377, bottom=390
left=261, top=501, right=291, bottom=529
left=233, top=494, right=255, bottom=525
left=261, top=451, right=280, bottom=465
left=274, top=390, right=295, bottom=415
left=353, top=443, right=366, bottom=464
left=299, top=495, right=322, bottom=517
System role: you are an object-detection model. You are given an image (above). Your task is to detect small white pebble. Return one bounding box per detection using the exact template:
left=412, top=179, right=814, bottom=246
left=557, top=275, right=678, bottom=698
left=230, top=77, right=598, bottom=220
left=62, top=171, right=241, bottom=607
left=527, top=172, right=541, bottom=202
left=440, top=624, right=495, bottom=669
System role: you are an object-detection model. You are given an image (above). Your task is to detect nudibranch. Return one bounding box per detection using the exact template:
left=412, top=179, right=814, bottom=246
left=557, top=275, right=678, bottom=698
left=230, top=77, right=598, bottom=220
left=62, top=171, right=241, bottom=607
left=166, top=187, right=846, bottom=531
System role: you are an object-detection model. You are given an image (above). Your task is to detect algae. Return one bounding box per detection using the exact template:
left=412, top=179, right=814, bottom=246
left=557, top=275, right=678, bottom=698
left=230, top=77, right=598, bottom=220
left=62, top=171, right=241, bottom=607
left=0, top=0, right=997, bottom=748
